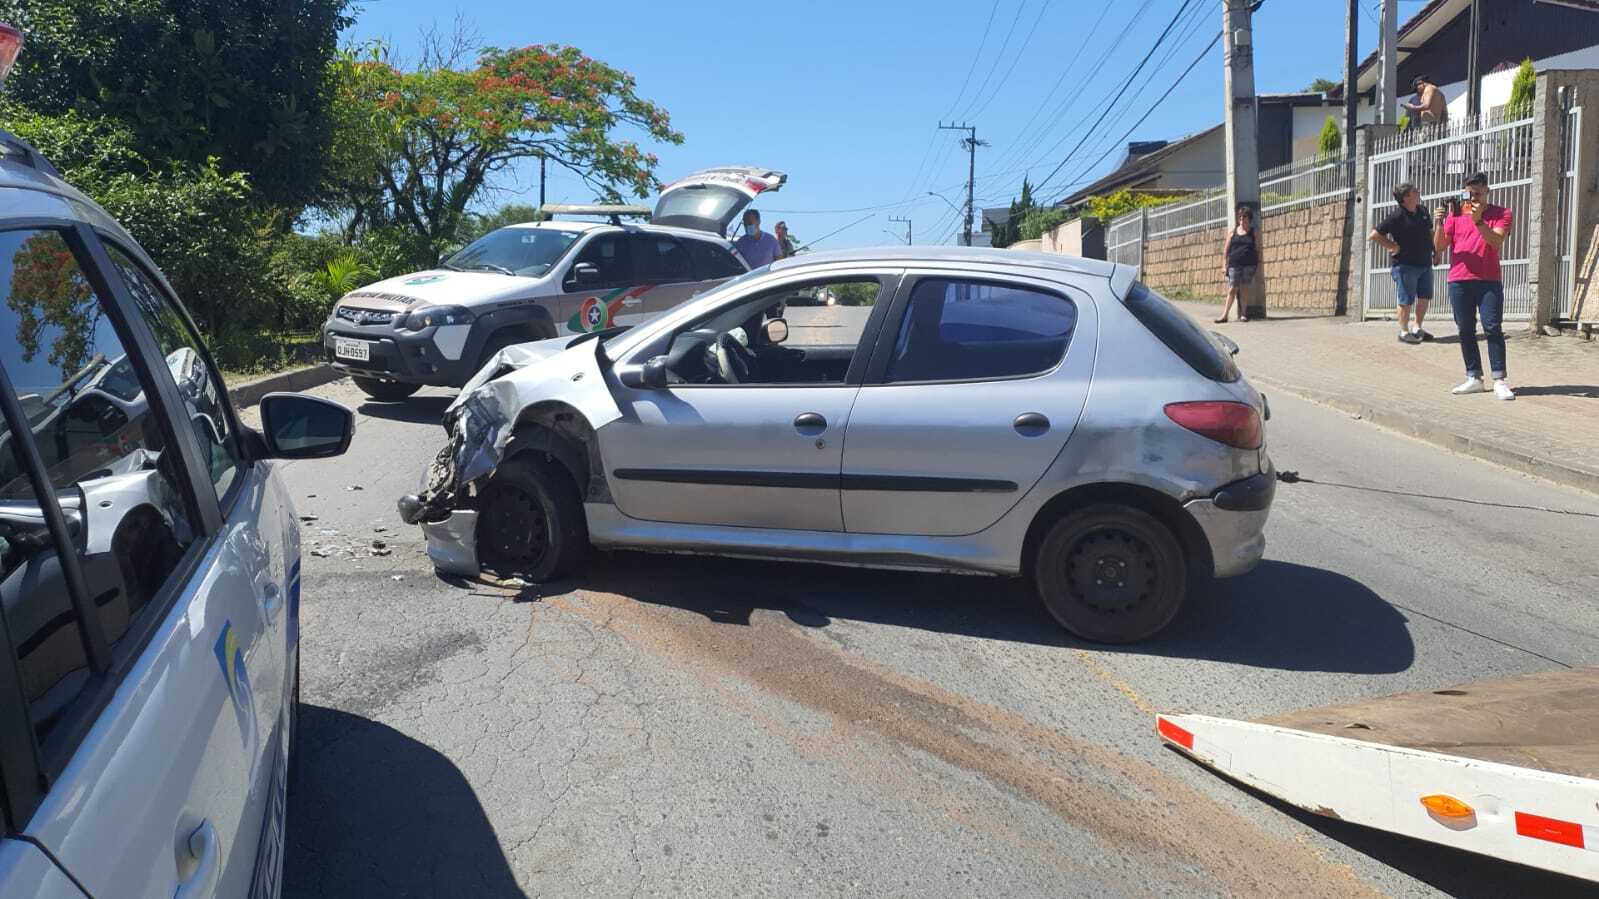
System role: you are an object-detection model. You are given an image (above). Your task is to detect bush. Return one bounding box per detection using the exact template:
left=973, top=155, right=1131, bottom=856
left=1507, top=58, right=1536, bottom=117
left=1019, top=207, right=1071, bottom=241
left=1082, top=188, right=1182, bottom=224
left=1317, top=116, right=1342, bottom=157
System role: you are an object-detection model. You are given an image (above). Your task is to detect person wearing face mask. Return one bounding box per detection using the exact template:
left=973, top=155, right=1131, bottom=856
left=734, top=209, right=782, bottom=269
left=1435, top=171, right=1514, bottom=400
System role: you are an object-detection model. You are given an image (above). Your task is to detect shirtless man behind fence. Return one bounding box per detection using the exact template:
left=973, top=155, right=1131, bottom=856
left=1403, top=74, right=1448, bottom=125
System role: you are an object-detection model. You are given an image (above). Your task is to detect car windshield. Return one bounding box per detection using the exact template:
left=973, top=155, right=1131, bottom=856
left=445, top=227, right=582, bottom=277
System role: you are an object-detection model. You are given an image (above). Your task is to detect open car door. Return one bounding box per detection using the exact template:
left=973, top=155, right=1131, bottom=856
left=651, top=167, right=786, bottom=237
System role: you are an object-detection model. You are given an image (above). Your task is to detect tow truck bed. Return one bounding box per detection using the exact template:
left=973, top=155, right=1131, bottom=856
left=1157, top=667, right=1599, bottom=881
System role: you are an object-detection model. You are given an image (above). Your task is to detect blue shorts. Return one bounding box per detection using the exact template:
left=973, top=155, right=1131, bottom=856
left=1391, top=264, right=1433, bottom=306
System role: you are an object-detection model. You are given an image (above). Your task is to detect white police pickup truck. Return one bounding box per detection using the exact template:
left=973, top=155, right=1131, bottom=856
left=0, top=27, right=354, bottom=899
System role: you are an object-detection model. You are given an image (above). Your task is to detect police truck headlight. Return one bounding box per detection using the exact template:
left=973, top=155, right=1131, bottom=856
left=399, top=305, right=475, bottom=332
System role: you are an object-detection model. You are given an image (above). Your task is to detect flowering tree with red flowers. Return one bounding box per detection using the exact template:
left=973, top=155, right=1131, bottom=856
left=328, top=41, right=682, bottom=255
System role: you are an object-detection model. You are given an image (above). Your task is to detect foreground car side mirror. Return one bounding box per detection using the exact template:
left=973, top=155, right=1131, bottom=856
left=763, top=317, right=789, bottom=344
left=1210, top=331, right=1240, bottom=356
left=572, top=262, right=601, bottom=285
left=620, top=356, right=669, bottom=390
left=256, top=392, right=355, bottom=459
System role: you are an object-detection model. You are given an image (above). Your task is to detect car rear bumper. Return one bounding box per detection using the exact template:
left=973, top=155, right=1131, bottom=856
left=1183, top=467, right=1274, bottom=578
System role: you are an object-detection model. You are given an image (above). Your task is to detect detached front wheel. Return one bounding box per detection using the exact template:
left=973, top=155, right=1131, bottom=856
left=352, top=376, right=421, bottom=402
left=1032, top=504, right=1187, bottom=643
left=475, top=454, right=586, bottom=581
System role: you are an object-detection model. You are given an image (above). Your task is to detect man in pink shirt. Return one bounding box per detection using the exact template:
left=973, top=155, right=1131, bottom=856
left=1434, top=171, right=1515, bottom=400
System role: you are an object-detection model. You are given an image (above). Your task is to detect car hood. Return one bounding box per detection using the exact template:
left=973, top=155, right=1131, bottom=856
left=338, top=269, right=547, bottom=311
left=405, top=336, right=622, bottom=522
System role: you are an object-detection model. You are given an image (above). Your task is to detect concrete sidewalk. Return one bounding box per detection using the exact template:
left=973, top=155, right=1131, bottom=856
left=1171, top=300, right=1599, bottom=494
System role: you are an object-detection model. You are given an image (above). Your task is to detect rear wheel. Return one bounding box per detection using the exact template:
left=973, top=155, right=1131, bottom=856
left=1032, top=503, right=1187, bottom=643
left=352, top=376, right=421, bottom=402
left=475, top=454, right=587, bottom=581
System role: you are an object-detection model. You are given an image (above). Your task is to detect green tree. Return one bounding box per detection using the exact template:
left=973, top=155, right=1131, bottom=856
left=325, top=42, right=682, bottom=265
left=457, top=203, right=545, bottom=245
left=1507, top=58, right=1536, bottom=117
left=0, top=0, right=352, bottom=210
left=992, top=177, right=1035, bottom=249
left=1306, top=77, right=1339, bottom=93
left=1317, top=116, right=1342, bottom=158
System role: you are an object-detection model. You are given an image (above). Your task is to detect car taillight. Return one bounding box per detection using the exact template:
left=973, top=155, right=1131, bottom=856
left=1164, top=401, right=1262, bottom=449
left=0, top=24, right=22, bottom=86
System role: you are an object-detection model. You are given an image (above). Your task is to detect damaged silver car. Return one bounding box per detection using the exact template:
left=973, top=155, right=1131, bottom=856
left=398, top=247, right=1275, bottom=643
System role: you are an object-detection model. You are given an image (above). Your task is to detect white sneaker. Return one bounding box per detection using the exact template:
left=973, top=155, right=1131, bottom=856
left=1494, top=380, right=1515, bottom=401
left=1452, top=377, right=1486, bottom=395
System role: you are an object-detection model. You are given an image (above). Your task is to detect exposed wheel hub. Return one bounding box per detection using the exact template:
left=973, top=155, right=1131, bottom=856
left=480, top=484, right=549, bottom=571
left=1066, top=528, right=1158, bottom=614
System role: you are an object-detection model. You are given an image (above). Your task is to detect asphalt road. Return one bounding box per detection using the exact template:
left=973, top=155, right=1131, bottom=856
left=270, top=359, right=1599, bottom=897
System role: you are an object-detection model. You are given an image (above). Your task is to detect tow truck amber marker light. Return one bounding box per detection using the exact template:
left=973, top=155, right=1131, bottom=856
left=1419, top=794, right=1474, bottom=818
left=0, top=23, right=22, bottom=86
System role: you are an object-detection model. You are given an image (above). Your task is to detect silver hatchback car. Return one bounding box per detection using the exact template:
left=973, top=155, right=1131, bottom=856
left=399, top=248, right=1273, bottom=643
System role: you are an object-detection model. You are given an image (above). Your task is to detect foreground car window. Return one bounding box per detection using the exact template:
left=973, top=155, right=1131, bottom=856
left=885, top=278, right=1076, bottom=383
left=0, top=229, right=196, bottom=750
left=104, top=245, right=241, bottom=498
left=1123, top=281, right=1240, bottom=383
left=683, top=239, right=745, bottom=279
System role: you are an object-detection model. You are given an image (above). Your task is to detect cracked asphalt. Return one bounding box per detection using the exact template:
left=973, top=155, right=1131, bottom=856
left=269, top=366, right=1599, bottom=897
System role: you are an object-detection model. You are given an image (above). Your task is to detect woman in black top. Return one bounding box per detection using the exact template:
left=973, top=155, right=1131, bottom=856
left=1217, top=205, right=1259, bottom=323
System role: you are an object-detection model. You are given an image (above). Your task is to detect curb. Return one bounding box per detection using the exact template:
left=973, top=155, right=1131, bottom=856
left=228, top=364, right=347, bottom=409
left=1250, top=372, right=1599, bottom=496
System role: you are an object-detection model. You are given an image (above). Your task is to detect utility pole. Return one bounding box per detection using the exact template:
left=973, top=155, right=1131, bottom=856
left=539, top=154, right=547, bottom=210
left=1377, top=0, right=1398, bottom=125
left=1466, top=0, right=1483, bottom=117
left=888, top=215, right=913, bottom=245
left=1224, top=0, right=1265, bottom=317
left=939, top=122, right=988, bottom=246
left=1343, top=0, right=1359, bottom=158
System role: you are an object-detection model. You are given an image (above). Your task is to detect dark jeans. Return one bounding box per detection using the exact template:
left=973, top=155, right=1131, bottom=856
left=1447, top=280, right=1507, bottom=380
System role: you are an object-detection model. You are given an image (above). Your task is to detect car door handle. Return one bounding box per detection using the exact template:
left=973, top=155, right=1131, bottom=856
left=174, top=819, right=221, bottom=899
left=1013, top=412, right=1050, bottom=436
left=794, top=412, right=827, bottom=433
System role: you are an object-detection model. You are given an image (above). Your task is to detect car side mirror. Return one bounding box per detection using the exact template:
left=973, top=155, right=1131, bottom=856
left=763, top=318, right=789, bottom=344
left=620, top=356, right=669, bottom=390
left=438, top=251, right=451, bottom=267
left=1210, top=331, right=1240, bottom=356
left=572, top=262, right=601, bottom=285
left=257, top=393, right=355, bottom=459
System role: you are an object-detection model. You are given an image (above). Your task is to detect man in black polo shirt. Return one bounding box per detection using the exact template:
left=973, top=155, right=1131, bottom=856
left=1369, top=182, right=1438, bottom=344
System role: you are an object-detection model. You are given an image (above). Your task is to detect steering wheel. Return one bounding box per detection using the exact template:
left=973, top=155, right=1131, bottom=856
left=715, top=332, right=757, bottom=384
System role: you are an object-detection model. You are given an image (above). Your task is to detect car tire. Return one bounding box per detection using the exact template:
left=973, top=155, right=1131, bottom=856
left=353, top=376, right=421, bottom=402
left=475, top=453, right=587, bottom=581
left=1032, top=503, right=1187, bottom=644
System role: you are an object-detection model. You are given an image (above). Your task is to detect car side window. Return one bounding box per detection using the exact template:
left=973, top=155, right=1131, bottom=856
left=102, top=245, right=240, bottom=499
left=567, top=234, right=634, bottom=289
left=884, top=278, right=1077, bottom=383
left=683, top=239, right=746, bottom=279
left=0, top=229, right=198, bottom=752
left=634, top=235, right=693, bottom=283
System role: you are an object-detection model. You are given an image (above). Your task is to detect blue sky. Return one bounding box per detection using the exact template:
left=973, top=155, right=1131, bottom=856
left=343, top=0, right=1423, bottom=248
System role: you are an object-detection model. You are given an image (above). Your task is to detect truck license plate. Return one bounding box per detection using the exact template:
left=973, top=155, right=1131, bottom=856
left=334, top=338, right=370, bottom=362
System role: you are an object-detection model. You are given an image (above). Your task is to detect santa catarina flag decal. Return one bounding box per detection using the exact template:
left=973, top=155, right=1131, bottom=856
left=568, top=284, right=654, bottom=332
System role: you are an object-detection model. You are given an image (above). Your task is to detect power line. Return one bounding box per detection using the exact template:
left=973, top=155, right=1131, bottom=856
left=1032, top=0, right=1200, bottom=196
left=1050, top=30, right=1223, bottom=205
left=957, top=1, right=1031, bottom=121
left=942, top=1, right=1002, bottom=119
left=964, top=0, right=1055, bottom=121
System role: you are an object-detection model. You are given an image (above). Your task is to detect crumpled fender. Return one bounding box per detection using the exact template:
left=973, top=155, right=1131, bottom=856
left=403, top=337, right=620, bottom=523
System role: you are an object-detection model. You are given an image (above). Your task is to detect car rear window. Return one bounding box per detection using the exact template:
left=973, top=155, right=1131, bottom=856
left=1123, top=281, right=1240, bottom=382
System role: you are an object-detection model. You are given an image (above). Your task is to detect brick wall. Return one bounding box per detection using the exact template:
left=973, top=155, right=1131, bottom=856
left=1139, top=200, right=1348, bottom=314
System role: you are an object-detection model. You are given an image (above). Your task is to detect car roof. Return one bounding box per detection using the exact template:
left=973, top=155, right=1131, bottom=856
left=507, top=219, right=735, bottom=244
left=2, top=133, right=142, bottom=243
left=768, top=245, right=1119, bottom=279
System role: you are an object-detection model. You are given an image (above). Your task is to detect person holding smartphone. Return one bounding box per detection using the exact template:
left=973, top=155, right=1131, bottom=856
left=1435, top=171, right=1514, bottom=399
left=1369, top=181, right=1437, bottom=344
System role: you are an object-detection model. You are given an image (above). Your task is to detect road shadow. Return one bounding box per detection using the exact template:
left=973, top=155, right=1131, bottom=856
left=284, top=704, right=525, bottom=898
left=1175, top=753, right=1595, bottom=898
left=1513, top=384, right=1599, bottom=398
left=356, top=394, right=456, bottom=426
left=573, top=554, right=1414, bottom=674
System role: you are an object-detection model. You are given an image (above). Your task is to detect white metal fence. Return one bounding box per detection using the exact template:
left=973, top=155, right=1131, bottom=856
left=1260, top=156, right=1354, bottom=213
left=1553, top=106, right=1583, bottom=320
left=1362, top=109, right=1544, bottom=320
left=1106, top=212, right=1144, bottom=267
left=1145, top=189, right=1227, bottom=240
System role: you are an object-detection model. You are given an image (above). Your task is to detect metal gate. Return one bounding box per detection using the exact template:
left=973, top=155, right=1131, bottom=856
left=1106, top=211, right=1143, bottom=268
left=1553, top=105, right=1583, bottom=320
left=1363, top=110, right=1546, bottom=321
